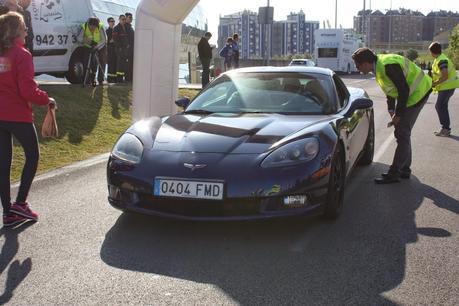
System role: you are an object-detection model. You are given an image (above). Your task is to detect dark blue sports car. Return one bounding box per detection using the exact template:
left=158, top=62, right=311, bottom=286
left=107, top=67, right=374, bottom=220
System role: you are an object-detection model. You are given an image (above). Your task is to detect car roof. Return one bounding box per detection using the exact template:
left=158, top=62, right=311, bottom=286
left=224, top=66, right=333, bottom=76
left=291, top=59, right=312, bottom=61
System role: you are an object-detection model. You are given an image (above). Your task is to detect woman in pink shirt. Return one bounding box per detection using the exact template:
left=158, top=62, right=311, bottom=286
left=0, top=12, right=56, bottom=227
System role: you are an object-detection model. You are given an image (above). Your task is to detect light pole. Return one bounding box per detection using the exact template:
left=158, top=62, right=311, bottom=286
left=388, top=0, right=392, bottom=51
left=335, top=0, right=338, bottom=28
left=267, top=0, right=271, bottom=65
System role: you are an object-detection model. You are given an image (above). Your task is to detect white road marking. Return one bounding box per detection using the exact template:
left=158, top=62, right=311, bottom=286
left=374, top=133, right=395, bottom=163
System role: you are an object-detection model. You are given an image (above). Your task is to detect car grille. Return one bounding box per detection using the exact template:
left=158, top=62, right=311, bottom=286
left=138, top=195, right=262, bottom=217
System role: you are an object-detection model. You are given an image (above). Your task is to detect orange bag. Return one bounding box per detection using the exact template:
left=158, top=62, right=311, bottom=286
left=41, top=105, right=58, bottom=138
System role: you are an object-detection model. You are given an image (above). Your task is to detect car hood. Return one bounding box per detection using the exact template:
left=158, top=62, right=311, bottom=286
left=152, top=113, right=331, bottom=154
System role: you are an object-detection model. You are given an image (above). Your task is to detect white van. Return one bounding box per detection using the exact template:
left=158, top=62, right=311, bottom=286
left=25, top=0, right=138, bottom=83
left=314, top=29, right=360, bottom=74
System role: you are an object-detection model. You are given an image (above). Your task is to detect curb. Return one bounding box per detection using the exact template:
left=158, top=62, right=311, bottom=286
left=12, top=153, right=110, bottom=188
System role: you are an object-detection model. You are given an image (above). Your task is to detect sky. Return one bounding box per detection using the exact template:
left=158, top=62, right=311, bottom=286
left=199, top=0, right=459, bottom=44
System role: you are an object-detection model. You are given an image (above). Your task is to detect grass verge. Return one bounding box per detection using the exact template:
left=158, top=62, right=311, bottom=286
left=11, top=85, right=199, bottom=182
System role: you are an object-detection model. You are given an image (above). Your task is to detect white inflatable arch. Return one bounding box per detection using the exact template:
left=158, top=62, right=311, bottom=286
left=132, top=0, right=200, bottom=121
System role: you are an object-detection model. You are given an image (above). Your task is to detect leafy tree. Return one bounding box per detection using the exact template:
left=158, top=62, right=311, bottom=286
left=445, top=24, right=459, bottom=69
left=406, top=48, right=419, bottom=61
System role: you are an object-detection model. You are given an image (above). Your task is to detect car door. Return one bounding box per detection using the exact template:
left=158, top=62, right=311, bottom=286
left=333, top=75, right=368, bottom=168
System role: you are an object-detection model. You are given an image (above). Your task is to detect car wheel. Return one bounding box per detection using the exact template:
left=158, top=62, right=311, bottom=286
left=66, top=52, right=85, bottom=84
left=323, top=144, right=345, bottom=219
left=358, top=112, right=375, bottom=166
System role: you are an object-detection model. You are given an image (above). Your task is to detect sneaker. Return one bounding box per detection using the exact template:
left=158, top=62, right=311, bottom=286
left=10, top=202, right=38, bottom=221
left=3, top=213, right=28, bottom=227
left=434, top=128, right=451, bottom=137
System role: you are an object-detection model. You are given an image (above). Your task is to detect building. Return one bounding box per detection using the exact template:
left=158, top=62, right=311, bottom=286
left=272, top=11, right=319, bottom=57
left=354, top=9, right=459, bottom=50
left=218, top=11, right=261, bottom=59
left=423, top=11, right=459, bottom=40
left=218, top=9, right=319, bottom=59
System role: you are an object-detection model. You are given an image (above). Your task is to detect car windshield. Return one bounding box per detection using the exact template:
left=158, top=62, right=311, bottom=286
left=290, top=60, right=314, bottom=66
left=187, top=72, right=336, bottom=115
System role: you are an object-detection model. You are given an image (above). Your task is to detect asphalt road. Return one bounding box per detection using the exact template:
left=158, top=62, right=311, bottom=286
left=1, top=76, right=458, bottom=305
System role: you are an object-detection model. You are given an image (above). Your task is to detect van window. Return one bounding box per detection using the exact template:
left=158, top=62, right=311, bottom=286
left=318, top=48, right=338, bottom=58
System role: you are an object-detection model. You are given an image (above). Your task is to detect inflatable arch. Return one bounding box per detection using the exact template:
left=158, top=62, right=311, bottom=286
left=133, top=0, right=200, bottom=121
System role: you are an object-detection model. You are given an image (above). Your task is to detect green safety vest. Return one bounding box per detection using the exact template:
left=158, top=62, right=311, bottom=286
left=82, top=22, right=103, bottom=48
left=375, top=54, right=432, bottom=107
left=432, top=53, right=459, bottom=92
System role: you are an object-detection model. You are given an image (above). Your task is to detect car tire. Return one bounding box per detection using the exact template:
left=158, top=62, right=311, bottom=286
left=322, top=144, right=345, bottom=219
left=66, top=51, right=85, bottom=84
left=358, top=112, right=375, bottom=166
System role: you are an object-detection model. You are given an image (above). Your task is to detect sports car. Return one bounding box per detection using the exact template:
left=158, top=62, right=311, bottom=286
left=107, top=67, right=374, bottom=220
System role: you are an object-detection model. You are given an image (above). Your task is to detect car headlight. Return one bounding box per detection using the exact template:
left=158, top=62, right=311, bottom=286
left=261, top=137, right=319, bottom=168
left=112, top=133, right=143, bottom=164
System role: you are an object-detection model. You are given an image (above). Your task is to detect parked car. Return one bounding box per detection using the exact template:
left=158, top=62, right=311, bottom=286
left=289, top=59, right=315, bottom=67
left=107, top=66, right=374, bottom=220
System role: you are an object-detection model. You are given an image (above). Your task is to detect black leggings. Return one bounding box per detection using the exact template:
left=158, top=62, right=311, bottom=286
left=0, top=121, right=39, bottom=213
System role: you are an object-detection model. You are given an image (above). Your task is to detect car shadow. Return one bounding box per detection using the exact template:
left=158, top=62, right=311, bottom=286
left=100, top=162, right=452, bottom=304
left=0, top=222, right=34, bottom=305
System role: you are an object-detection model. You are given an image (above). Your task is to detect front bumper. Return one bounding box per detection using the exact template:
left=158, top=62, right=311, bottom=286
left=107, top=149, right=329, bottom=220
left=107, top=189, right=325, bottom=221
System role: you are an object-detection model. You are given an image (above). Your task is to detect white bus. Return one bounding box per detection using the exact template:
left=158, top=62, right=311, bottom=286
left=314, top=29, right=360, bottom=74
left=25, top=0, right=139, bottom=84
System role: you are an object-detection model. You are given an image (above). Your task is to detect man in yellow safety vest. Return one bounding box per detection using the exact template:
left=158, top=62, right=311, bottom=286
left=79, top=17, right=106, bottom=86
left=352, top=48, right=432, bottom=184
left=428, top=41, right=459, bottom=137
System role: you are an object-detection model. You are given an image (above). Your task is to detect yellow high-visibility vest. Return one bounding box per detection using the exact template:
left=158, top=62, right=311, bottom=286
left=82, top=22, right=103, bottom=48
left=432, top=53, right=459, bottom=92
left=375, top=54, right=432, bottom=107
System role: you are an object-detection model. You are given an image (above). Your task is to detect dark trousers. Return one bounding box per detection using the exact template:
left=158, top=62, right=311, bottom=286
left=116, top=47, right=129, bottom=82
left=83, top=47, right=104, bottom=84
left=233, top=51, right=239, bottom=68
left=0, top=121, right=39, bottom=213
left=107, top=44, right=117, bottom=82
left=201, top=57, right=211, bottom=87
left=126, top=48, right=134, bottom=82
left=390, top=93, right=430, bottom=173
left=435, top=89, right=455, bottom=130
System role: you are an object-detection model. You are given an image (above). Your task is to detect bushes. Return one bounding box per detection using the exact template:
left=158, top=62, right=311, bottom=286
left=445, top=24, right=459, bottom=69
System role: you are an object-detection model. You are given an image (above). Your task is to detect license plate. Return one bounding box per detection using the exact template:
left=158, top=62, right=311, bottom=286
left=154, top=178, right=224, bottom=200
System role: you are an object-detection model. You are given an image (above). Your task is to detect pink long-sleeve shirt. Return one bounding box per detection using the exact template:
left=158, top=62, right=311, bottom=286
left=0, top=39, right=49, bottom=123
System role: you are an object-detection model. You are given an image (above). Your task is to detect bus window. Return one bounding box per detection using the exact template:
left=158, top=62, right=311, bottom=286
left=318, top=48, right=338, bottom=58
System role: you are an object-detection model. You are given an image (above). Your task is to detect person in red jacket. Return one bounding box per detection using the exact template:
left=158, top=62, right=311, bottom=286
left=0, top=12, right=56, bottom=227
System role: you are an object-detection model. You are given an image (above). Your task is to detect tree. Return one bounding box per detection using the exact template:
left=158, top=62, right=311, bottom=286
left=445, top=24, right=459, bottom=69
left=406, top=49, right=419, bottom=61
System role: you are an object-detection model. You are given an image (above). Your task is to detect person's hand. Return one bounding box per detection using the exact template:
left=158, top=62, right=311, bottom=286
left=391, top=115, right=401, bottom=126
left=48, top=97, right=57, bottom=110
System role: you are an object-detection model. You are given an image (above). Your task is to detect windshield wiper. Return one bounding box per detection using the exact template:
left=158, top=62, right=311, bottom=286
left=184, top=109, right=214, bottom=115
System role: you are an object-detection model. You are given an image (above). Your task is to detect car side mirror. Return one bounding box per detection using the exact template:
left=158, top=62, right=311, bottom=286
left=175, top=97, right=191, bottom=109
left=343, top=98, right=373, bottom=117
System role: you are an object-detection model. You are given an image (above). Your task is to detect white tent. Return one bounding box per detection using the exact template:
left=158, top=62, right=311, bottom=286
left=132, top=0, right=200, bottom=121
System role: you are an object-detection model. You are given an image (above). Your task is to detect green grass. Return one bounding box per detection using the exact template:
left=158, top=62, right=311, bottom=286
left=11, top=85, right=200, bottom=182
